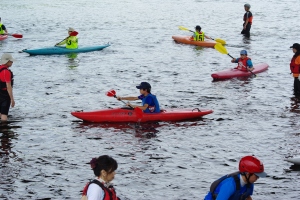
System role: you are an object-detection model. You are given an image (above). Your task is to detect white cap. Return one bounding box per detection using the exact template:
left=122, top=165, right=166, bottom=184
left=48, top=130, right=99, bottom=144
left=0, top=53, right=15, bottom=64
left=68, top=27, right=75, bottom=32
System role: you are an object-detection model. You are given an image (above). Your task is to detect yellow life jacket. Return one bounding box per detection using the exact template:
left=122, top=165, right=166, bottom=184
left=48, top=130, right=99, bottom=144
left=66, top=36, right=78, bottom=49
left=194, top=31, right=205, bottom=41
left=0, top=23, right=5, bottom=34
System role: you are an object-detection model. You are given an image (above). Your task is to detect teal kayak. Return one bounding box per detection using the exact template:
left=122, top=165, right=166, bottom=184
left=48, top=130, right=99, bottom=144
left=22, top=44, right=110, bottom=55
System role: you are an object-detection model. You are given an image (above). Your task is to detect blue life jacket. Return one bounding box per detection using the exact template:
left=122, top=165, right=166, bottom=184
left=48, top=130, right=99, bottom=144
left=206, top=172, right=253, bottom=200
left=142, top=93, right=160, bottom=113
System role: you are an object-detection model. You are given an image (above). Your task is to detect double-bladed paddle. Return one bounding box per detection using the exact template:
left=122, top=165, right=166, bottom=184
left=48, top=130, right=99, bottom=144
left=106, top=89, right=143, bottom=119
left=214, top=43, right=256, bottom=77
left=2, top=33, right=23, bottom=38
left=178, top=26, right=226, bottom=45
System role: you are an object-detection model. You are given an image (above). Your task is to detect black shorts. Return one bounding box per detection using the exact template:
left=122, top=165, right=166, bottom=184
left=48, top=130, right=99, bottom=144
left=0, top=90, right=11, bottom=115
left=241, top=23, right=251, bottom=37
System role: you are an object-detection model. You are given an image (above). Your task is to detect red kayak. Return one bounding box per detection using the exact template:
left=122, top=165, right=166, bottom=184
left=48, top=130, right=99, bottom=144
left=0, top=34, right=8, bottom=41
left=71, top=107, right=213, bottom=123
left=211, top=63, right=269, bottom=80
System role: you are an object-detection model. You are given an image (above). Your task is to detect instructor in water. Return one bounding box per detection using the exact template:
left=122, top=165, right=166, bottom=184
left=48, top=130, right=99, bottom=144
left=117, top=82, right=160, bottom=113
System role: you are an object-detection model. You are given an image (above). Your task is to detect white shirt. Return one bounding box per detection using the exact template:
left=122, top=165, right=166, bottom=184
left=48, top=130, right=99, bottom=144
left=87, top=178, right=105, bottom=200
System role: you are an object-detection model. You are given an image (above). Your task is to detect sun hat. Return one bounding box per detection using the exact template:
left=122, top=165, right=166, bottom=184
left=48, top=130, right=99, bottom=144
left=68, top=27, right=75, bottom=32
left=136, top=82, right=151, bottom=89
left=0, top=53, right=15, bottom=64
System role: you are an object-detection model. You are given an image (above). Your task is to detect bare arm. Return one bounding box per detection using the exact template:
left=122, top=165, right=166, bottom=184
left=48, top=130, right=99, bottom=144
left=117, top=96, right=139, bottom=101
left=6, top=82, right=15, bottom=107
left=127, top=103, right=148, bottom=111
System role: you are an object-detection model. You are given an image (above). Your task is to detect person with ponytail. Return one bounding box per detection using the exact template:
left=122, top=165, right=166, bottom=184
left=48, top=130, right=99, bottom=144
left=289, top=43, right=300, bottom=96
left=81, top=155, right=120, bottom=200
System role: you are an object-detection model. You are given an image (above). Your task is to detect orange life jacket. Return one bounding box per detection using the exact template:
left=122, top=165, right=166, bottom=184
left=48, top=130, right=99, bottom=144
left=243, top=11, right=253, bottom=24
left=237, top=57, right=251, bottom=71
left=290, top=56, right=300, bottom=77
left=81, top=180, right=119, bottom=200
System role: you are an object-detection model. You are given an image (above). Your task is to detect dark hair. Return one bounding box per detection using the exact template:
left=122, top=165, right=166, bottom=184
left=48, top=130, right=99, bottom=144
left=145, top=88, right=151, bottom=93
left=90, top=155, right=118, bottom=177
left=293, top=51, right=300, bottom=59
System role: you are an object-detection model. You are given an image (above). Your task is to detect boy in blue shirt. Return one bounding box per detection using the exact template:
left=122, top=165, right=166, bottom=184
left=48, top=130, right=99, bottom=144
left=117, top=82, right=160, bottom=113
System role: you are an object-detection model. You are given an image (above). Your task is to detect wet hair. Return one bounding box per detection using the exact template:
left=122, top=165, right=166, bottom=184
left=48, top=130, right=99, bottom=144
left=90, top=155, right=118, bottom=177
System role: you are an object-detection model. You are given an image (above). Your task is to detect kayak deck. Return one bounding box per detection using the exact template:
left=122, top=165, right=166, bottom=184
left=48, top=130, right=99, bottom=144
left=211, top=63, right=269, bottom=80
left=172, top=35, right=217, bottom=47
left=71, top=107, right=213, bottom=123
left=22, top=44, right=110, bottom=55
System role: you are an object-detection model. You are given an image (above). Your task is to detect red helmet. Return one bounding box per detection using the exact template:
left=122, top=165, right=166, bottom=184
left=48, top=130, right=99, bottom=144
left=239, top=155, right=267, bottom=178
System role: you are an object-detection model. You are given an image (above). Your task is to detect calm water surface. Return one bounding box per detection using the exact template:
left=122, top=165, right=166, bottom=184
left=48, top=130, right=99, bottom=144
left=0, top=0, right=300, bottom=199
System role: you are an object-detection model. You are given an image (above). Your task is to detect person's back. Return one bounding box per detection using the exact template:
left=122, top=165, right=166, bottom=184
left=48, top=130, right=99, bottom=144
left=0, top=17, right=7, bottom=34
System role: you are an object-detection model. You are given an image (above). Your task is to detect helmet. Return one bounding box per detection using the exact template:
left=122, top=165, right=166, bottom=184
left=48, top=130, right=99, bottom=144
left=244, top=3, right=251, bottom=8
left=195, top=25, right=201, bottom=31
left=239, top=155, right=267, bottom=178
left=240, top=50, right=247, bottom=55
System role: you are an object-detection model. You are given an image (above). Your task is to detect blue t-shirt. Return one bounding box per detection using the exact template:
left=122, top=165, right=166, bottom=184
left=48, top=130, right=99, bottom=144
left=204, top=174, right=254, bottom=200
left=235, top=58, right=253, bottom=68
left=138, top=94, right=160, bottom=113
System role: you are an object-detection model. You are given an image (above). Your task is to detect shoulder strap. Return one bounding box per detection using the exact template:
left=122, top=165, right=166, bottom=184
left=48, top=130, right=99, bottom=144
left=91, top=180, right=114, bottom=200
left=210, top=171, right=240, bottom=199
left=0, top=68, right=9, bottom=73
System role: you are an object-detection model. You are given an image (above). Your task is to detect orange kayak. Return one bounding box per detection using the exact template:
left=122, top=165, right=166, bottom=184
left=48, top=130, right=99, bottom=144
left=172, top=35, right=217, bottom=47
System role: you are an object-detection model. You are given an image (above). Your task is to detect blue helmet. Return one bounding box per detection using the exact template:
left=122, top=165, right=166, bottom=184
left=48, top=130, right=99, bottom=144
left=240, top=50, right=248, bottom=55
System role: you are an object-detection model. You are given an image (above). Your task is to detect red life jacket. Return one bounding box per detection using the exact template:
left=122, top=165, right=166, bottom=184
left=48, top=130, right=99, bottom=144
left=81, top=180, right=119, bottom=200
left=236, top=57, right=251, bottom=71
left=290, top=57, right=300, bottom=74
left=243, top=11, right=253, bottom=24
left=0, top=65, right=13, bottom=90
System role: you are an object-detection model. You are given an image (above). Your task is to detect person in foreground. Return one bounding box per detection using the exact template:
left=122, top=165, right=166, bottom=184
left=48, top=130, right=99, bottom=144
left=117, top=82, right=160, bottom=113
left=289, top=43, right=300, bottom=96
left=81, top=155, right=120, bottom=200
left=191, top=25, right=210, bottom=41
left=231, top=50, right=253, bottom=71
left=0, top=17, right=8, bottom=35
left=241, top=4, right=253, bottom=37
left=0, top=53, right=15, bottom=121
left=55, top=27, right=78, bottom=49
left=204, top=155, right=267, bottom=200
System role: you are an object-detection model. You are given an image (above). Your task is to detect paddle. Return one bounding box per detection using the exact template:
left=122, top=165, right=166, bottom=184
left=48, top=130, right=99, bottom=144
left=214, top=43, right=256, bottom=77
left=178, top=26, right=226, bottom=44
left=106, top=89, right=143, bottom=119
left=2, top=33, right=23, bottom=38
left=55, top=31, right=78, bottom=46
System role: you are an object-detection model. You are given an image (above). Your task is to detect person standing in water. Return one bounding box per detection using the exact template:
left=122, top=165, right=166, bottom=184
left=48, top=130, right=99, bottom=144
left=289, top=43, right=300, bottom=96
left=0, top=53, right=15, bottom=121
left=241, top=3, right=253, bottom=37
left=81, top=155, right=120, bottom=200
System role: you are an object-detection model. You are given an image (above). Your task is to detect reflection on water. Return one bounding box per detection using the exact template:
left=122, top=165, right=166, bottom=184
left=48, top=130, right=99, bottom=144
left=0, top=122, right=22, bottom=198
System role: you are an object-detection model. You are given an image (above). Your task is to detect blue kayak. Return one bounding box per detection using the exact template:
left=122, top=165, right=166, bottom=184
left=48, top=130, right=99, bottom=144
left=22, top=44, right=110, bottom=55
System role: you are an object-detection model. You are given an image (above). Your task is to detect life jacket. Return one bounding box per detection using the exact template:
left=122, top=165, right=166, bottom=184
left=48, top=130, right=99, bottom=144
left=243, top=11, right=253, bottom=24
left=236, top=57, right=251, bottom=71
left=81, top=179, right=119, bottom=200
left=66, top=36, right=78, bottom=49
left=142, top=93, right=160, bottom=113
left=209, top=171, right=252, bottom=200
left=290, top=56, right=300, bottom=77
left=0, top=23, right=4, bottom=34
left=0, top=66, right=14, bottom=90
left=194, top=31, right=205, bottom=41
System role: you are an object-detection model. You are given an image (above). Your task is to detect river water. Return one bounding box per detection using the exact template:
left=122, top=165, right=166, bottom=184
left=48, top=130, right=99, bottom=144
left=0, top=0, right=299, bottom=199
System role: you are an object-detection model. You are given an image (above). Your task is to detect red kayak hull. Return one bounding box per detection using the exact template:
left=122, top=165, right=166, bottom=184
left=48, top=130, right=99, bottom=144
left=0, top=35, right=8, bottom=41
left=71, top=108, right=213, bottom=123
left=211, top=63, right=269, bottom=80
left=172, top=35, right=217, bottom=47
